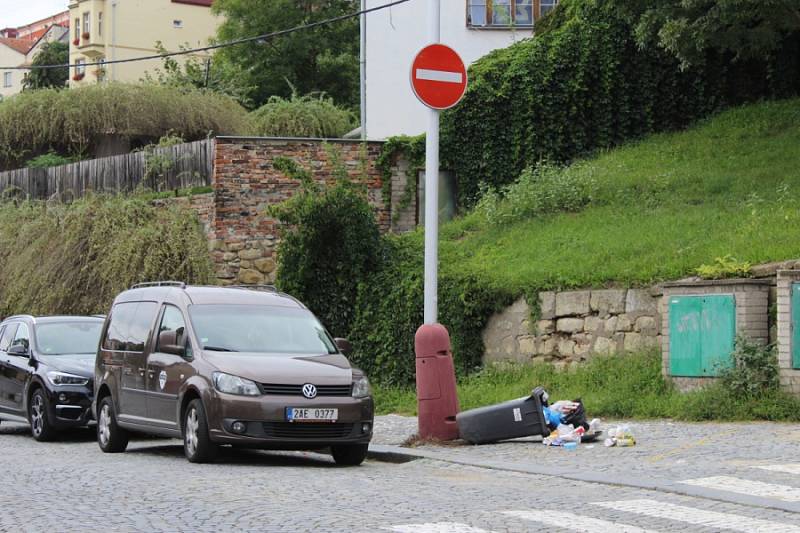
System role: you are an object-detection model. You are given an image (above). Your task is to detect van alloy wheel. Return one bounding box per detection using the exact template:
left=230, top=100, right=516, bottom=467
left=185, top=407, right=199, bottom=457
left=183, top=399, right=218, bottom=463
left=96, top=396, right=128, bottom=453
left=98, top=404, right=111, bottom=447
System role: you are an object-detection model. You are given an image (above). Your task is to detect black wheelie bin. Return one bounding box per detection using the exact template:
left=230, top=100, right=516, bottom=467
left=456, top=387, right=550, bottom=444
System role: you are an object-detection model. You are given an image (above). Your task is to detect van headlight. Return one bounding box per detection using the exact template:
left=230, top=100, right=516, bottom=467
left=212, top=372, right=260, bottom=396
left=46, top=371, right=89, bottom=386
left=352, top=375, right=371, bottom=398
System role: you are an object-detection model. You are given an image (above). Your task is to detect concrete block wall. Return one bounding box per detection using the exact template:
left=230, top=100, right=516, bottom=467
left=777, top=271, right=800, bottom=395
left=660, top=279, right=771, bottom=391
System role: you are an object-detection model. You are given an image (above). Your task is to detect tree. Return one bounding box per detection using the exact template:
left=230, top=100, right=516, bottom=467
left=211, top=0, right=360, bottom=109
left=620, top=0, right=800, bottom=68
left=22, top=42, right=69, bottom=90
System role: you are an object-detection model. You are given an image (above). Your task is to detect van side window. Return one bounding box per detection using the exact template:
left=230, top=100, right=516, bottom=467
left=10, top=323, right=30, bottom=351
left=103, top=302, right=158, bottom=352
left=157, top=305, right=190, bottom=356
left=128, top=302, right=159, bottom=352
left=0, top=324, right=16, bottom=351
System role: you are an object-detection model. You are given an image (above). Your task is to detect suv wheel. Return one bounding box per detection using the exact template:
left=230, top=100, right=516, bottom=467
left=29, top=389, right=56, bottom=442
left=183, top=399, right=218, bottom=463
left=331, top=443, right=369, bottom=466
left=97, top=396, right=129, bottom=453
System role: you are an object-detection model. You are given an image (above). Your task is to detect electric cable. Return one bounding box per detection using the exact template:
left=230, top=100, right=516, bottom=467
left=0, top=0, right=411, bottom=70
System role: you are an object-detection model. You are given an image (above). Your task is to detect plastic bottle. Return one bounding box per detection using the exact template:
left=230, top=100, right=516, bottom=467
left=564, top=441, right=578, bottom=451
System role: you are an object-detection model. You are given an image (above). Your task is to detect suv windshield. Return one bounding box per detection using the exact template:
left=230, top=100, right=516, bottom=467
left=189, top=305, right=338, bottom=355
left=35, top=321, right=103, bottom=355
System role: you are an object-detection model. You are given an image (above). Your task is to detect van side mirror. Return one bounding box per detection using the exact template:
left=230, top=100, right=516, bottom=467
left=158, top=330, right=185, bottom=357
left=8, top=344, right=29, bottom=357
left=334, top=338, right=352, bottom=355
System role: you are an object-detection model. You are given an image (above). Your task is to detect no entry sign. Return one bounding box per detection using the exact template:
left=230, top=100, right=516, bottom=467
left=410, top=44, right=467, bottom=110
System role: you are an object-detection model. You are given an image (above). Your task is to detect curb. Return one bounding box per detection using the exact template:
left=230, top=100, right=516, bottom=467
left=368, top=443, right=800, bottom=514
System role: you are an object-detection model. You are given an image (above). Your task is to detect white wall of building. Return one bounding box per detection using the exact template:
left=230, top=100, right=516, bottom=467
left=365, top=0, right=532, bottom=140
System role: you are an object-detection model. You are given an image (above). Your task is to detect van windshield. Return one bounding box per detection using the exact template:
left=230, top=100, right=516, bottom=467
left=36, top=321, right=103, bottom=355
left=188, top=305, right=338, bottom=355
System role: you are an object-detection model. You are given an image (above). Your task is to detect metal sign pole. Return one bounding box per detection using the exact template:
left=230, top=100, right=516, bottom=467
left=423, top=0, right=441, bottom=325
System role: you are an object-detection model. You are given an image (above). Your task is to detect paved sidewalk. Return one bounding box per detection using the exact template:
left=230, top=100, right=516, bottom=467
left=370, top=414, right=800, bottom=513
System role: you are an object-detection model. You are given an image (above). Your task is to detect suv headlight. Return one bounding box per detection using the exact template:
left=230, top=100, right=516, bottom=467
left=212, top=372, right=260, bottom=396
left=47, top=371, right=89, bottom=386
left=352, top=375, right=371, bottom=398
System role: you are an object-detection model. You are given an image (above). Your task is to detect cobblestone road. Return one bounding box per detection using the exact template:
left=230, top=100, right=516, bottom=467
left=3, top=419, right=800, bottom=532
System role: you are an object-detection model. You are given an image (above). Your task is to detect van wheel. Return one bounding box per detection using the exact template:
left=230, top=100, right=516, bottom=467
left=97, top=396, right=129, bottom=453
left=331, top=444, right=369, bottom=466
left=184, top=399, right=218, bottom=463
left=29, top=389, right=56, bottom=442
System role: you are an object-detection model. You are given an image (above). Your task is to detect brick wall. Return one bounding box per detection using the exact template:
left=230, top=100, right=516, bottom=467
left=777, top=270, right=800, bottom=395
left=204, top=137, right=416, bottom=285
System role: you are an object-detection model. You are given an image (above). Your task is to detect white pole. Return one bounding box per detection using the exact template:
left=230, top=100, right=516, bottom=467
left=360, top=0, right=367, bottom=140
left=423, top=0, right=441, bottom=325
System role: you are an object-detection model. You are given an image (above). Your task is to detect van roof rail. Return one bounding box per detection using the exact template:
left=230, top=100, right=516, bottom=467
left=229, top=285, right=278, bottom=292
left=3, top=314, right=35, bottom=322
left=130, top=281, right=187, bottom=289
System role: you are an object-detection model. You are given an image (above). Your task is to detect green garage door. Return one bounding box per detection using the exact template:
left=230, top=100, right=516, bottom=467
left=669, top=294, right=736, bottom=377
left=792, top=283, right=800, bottom=369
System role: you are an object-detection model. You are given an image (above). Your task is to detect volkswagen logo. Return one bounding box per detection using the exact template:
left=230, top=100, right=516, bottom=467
left=302, top=383, right=317, bottom=399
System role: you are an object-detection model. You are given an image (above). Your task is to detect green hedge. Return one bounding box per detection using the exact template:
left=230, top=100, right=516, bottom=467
left=249, top=94, right=356, bottom=138
left=0, top=83, right=249, bottom=169
left=349, top=235, right=513, bottom=386
left=0, top=195, right=213, bottom=315
left=441, top=0, right=800, bottom=206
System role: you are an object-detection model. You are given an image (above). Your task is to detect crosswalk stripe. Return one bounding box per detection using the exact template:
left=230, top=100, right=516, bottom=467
left=754, top=463, right=800, bottom=475
left=383, top=524, right=493, bottom=533
left=680, top=475, right=800, bottom=502
left=592, top=499, right=800, bottom=532
left=503, top=510, right=657, bottom=532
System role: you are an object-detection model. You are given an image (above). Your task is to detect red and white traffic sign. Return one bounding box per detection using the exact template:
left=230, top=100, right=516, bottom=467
left=410, top=44, right=467, bottom=110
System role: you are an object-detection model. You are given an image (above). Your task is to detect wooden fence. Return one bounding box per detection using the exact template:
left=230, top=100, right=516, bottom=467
left=0, top=139, right=214, bottom=201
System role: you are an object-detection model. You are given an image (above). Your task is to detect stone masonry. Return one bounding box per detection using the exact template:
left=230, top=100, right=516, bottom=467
left=777, top=271, right=800, bottom=395
left=482, top=288, right=662, bottom=364
left=201, top=137, right=416, bottom=286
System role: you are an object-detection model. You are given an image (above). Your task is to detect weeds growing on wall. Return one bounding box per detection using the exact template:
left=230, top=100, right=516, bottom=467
left=441, top=0, right=800, bottom=207
left=0, top=195, right=213, bottom=316
left=0, top=83, right=248, bottom=169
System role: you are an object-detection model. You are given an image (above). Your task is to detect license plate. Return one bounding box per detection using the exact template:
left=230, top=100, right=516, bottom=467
left=286, top=407, right=338, bottom=422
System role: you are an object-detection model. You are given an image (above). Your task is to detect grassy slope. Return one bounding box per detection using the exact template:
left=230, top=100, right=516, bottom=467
left=438, top=98, right=800, bottom=292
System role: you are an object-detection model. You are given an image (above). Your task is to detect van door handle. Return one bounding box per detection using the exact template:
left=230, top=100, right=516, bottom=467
left=148, top=370, right=155, bottom=378
left=139, top=367, right=145, bottom=377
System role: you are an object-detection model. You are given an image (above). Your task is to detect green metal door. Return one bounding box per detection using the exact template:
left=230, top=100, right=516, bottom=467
left=669, top=294, right=735, bottom=377
left=792, top=283, right=800, bottom=368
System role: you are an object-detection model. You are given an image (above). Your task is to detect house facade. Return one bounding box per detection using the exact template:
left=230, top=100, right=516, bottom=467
left=67, top=0, right=220, bottom=86
left=0, top=25, right=70, bottom=99
left=1, top=11, right=70, bottom=42
left=365, top=0, right=557, bottom=139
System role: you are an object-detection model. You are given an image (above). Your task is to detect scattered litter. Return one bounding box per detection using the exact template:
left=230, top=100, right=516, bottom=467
left=604, top=425, right=636, bottom=447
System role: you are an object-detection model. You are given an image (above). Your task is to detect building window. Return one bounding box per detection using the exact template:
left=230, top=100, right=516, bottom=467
left=74, top=17, right=80, bottom=40
left=76, top=58, right=85, bottom=75
left=467, top=0, right=535, bottom=28
left=3, top=72, right=11, bottom=88
left=82, top=12, right=90, bottom=36
left=98, top=12, right=103, bottom=37
left=173, top=19, right=184, bottom=28
left=540, top=0, right=558, bottom=17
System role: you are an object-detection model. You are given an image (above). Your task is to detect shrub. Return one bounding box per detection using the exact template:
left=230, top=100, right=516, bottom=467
left=0, top=195, right=213, bottom=315
left=475, top=163, right=594, bottom=225
left=269, top=149, right=381, bottom=338
left=25, top=151, right=80, bottom=168
left=720, top=336, right=780, bottom=397
left=696, top=255, right=752, bottom=279
left=0, top=83, right=249, bottom=169
left=441, top=0, right=800, bottom=207
left=249, top=93, right=356, bottom=138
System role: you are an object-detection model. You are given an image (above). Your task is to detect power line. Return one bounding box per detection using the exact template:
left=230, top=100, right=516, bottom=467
left=1, top=0, right=411, bottom=71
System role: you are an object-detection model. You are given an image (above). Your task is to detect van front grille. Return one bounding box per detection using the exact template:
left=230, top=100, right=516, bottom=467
left=260, top=383, right=352, bottom=397
left=262, top=422, right=355, bottom=439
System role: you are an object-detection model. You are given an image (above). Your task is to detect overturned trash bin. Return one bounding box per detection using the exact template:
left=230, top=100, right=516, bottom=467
left=456, top=387, right=549, bottom=444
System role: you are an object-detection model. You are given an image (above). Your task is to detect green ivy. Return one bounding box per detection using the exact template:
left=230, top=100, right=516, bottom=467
left=376, top=135, right=425, bottom=221
left=440, top=0, right=800, bottom=208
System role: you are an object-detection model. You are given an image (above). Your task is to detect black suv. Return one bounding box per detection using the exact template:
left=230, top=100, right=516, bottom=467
left=0, top=315, right=104, bottom=441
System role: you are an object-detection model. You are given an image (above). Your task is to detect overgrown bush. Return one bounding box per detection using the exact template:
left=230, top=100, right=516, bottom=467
left=720, top=336, right=780, bottom=397
left=349, top=235, right=514, bottom=385
left=0, top=83, right=249, bottom=169
left=25, top=151, right=81, bottom=168
left=441, top=0, right=800, bottom=207
left=475, top=163, right=594, bottom=225
left=269, top=150, right=381, bottom=338
left=0, top=195, right=213, bottom=315
left=249, top=93, right=356, bottom=138
left=696, top=255, right=752, bottom=279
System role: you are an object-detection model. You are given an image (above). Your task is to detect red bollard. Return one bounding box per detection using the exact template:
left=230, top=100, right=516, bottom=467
left=415, top=323, right=460, bottom=441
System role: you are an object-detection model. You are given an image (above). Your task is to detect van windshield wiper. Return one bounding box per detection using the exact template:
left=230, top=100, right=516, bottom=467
left=203, top=345, right=238, bottom=352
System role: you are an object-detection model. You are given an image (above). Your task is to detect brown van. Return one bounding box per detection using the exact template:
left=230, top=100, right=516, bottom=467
left=93, top=282, right=374, bottom=465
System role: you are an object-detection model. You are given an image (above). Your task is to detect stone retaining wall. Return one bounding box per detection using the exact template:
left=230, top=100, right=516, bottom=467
left=483, top=288, right=662, bottom=364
